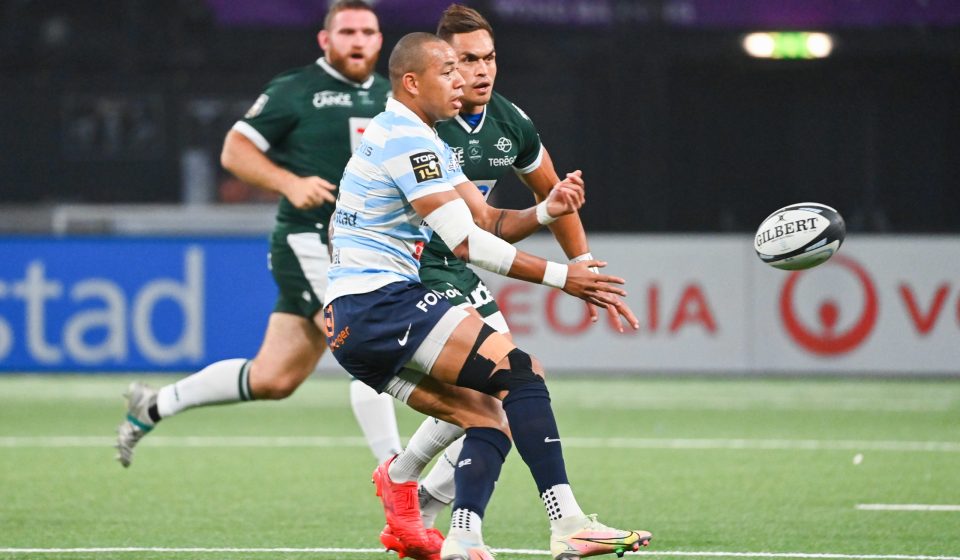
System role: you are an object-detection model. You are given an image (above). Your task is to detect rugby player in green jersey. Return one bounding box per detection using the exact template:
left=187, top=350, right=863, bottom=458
left=115, top=0, right=410, bottom=467
left=373, top=6, right=634, bottom=560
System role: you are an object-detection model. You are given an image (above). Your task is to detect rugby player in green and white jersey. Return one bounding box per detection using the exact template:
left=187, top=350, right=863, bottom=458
left=115, top=1, right=409, bottom=467
left=374, top=6, right=625, bottom=558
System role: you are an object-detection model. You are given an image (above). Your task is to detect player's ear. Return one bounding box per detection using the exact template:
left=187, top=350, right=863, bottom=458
left=402, top=73, right=419, bottom=96
left=318, top=29, right=329, bottom=51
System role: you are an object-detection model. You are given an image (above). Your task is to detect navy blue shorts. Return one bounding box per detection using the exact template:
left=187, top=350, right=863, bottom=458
left=323, top=281, right=463, bottom=392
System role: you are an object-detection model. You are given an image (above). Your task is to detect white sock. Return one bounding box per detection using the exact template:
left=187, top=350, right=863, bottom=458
left=421, top=434, right=462, bottom=503
left=448, top=508, right=483, bottom=541
left=350, top=379, right=402, bottom=463
left=389, top=417, right=464, bottom=483
left=542, top=484, right=587, bottom=535
left=418, top=435, right=461, bottom=527
left=156, top=358, right=250, bottom=418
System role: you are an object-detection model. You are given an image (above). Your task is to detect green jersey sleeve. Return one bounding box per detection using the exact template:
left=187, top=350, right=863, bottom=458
left=237, top=74, right=301, bottom=150
left=509, top=101, right=544, bottom=174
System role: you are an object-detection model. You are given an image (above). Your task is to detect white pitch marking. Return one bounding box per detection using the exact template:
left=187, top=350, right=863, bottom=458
left=2, top=436, right=960, bottom=453
left=0, top=548, right=959, bottom=560
left=856, top=504, right=960, bottom=512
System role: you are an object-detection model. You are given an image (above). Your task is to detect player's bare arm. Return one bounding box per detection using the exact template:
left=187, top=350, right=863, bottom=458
left=409, top=189, right=639, bottom=329
left=221, top=129, right=336, bottom=209
left=453, top=170, right=584, bottom=243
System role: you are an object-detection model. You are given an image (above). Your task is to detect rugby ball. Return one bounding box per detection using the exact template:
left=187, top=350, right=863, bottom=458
left=754, top=202, right=845, bottom=270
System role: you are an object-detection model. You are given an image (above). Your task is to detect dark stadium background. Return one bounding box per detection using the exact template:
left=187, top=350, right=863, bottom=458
left=1, top=0, right=957, bottom=233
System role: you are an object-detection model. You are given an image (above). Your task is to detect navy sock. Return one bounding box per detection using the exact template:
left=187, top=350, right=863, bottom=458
left=502, top=382, right=569, bottom=493
left=451, top=427, right=511, bottom=518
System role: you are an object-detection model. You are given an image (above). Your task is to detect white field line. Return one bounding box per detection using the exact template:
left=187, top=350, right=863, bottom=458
left=856, top=504, right=960, bottom=512
left=0, top=548, right=959, bottom=560
left=2, top=436, right=960, bottom=452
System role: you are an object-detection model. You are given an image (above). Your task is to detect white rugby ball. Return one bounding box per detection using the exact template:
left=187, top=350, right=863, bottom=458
left=754, top=202, right=845, bottom=270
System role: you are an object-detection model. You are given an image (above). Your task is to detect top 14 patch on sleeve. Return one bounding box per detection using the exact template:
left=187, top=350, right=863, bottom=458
left=409, top=152, right=443, bottom=183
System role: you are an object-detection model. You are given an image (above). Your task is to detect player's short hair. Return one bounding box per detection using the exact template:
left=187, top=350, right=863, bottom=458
left=324, top=0, right=376, bottom=31
left=436, top=4, right=494, bottom=42
left=388, top=32, right=446, bottom=86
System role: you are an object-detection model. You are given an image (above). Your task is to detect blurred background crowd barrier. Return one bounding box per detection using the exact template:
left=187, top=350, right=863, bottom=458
left=1, top=1, right=958, bottom=374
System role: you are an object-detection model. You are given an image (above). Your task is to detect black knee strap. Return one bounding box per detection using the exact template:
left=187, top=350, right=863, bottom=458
left=455, top=323, right=499, bottom=393
left=488, top=349, right=542, bottom=393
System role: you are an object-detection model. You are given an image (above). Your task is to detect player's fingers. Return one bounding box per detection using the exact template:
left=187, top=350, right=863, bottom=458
left=615, top=300, right=640, bottom=331
left=313, top=186, right=337, bottom=204
left=589, top=294, right=638, bottom=332
left=586, top=300, right=600, bottom=323
left=605, top=301, right=621, bottom=324
left=559, top=185, right=584, bottom=207
left=591, top=281, right=627, bottom=297
left=562, top=182, right=585, bottom=205
left=564, top=172, right=585, bottom=189
left=592, top=273, right=625, bottom=286
left=309, top=176, right=338, bottom=191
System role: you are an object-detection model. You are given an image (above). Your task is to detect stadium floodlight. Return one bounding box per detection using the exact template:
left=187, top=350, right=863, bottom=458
left=742, top=32, right=834, bottom=59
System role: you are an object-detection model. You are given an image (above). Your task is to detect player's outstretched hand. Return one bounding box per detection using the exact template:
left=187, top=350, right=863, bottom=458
left=284, top=176, right=337, bottom=209
left=545, top=170, right=585, bottom=219
left=562, top=260, right=639, bottom=332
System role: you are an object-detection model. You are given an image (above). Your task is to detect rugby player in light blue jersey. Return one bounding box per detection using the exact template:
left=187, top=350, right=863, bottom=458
left=323, top=32, right=650, bottom=560
left=383, top=9, right=630, bottom=556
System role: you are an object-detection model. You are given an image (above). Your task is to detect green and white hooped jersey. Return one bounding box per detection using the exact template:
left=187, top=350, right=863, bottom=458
left=421, top=91, right=544, bottom=268
left=233, top=58, right=391, bottom=242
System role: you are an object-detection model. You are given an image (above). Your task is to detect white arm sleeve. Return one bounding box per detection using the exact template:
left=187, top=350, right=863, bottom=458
left=424, top=198, right=517, bottom=276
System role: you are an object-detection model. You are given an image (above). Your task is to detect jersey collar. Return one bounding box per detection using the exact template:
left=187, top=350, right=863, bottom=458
left=386, top=98, right=442, bottom=138
left=316, top=57, right=375, bottom=89
left=453, top=105, right=488, bottom=133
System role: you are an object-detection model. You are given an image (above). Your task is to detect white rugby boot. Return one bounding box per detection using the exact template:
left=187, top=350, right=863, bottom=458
left=115, top=381, right=158, bottom=468
left=550, top=514, right=652, bottom=559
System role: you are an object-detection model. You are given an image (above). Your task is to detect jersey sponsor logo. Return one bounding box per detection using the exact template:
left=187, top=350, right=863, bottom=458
left=313, top=90, right=353, bottom=108
left=412, top=240, right=425, bottom=261
left=333, top=208, right=358, bottom=228
left=468, top=283, right=495, bottom=308
left=244, top=94, right=269, bottom=118
left=415, top=289, right=445, bottom=313
left=357, top=90, right=376, bottom=105
left=488, top=155, right=517, bottom=167
left=494, top=137, right=513, bottom=152
left=451, top=146, right=465, bottom=166
left=468, top=144, right=483, bottom=163
left=409, top=152, right=442, bottom=183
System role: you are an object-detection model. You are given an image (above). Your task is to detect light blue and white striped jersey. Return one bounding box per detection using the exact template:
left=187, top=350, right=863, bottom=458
left=325, top=98, right=468, bottom=304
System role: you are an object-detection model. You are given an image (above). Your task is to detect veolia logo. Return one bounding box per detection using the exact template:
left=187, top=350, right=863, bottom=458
left=779, top=255, right=878, bottom=355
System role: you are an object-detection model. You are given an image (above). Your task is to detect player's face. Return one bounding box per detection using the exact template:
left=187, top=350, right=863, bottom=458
left=319, top=9, right=382, bottom=83
left=447, top=30, right=496, bottom=114
left=417, top=43, right=465, bottom=123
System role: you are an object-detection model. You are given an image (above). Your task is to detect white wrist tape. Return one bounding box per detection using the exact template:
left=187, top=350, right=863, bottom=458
left=536, top=200, right=557, bottom=225
left=570, top=252, right=599, bottom=274
left=425, top=198, right=517, bottom=275
left=542, top=261, right=568, bottom=289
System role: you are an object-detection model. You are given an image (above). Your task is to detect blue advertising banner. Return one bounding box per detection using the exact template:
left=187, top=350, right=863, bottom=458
left=0, top=237, right=276, bottom=372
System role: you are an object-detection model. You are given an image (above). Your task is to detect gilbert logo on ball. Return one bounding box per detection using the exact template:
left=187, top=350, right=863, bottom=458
left=754, top=202, right=846, bottom=270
